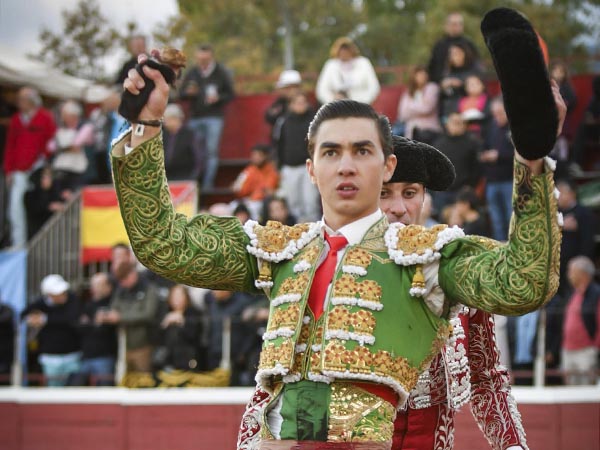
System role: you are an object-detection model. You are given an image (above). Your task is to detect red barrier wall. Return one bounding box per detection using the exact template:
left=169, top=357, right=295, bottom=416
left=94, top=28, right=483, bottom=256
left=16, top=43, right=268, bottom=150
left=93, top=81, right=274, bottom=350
left=1, top=391, right=598, bottom=450
left=216, top=74, right=596, bottom=162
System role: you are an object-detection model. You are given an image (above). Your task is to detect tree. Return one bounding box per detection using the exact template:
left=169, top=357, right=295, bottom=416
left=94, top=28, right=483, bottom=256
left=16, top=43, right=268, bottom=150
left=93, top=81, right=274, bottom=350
left=35, top=0, right=120, bottom=81
left=172, top=0, right=598, bottom=92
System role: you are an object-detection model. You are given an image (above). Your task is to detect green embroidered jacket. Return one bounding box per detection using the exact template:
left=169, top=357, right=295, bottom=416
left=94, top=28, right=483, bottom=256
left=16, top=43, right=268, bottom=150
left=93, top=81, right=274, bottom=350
left=111, top=132, right=561, bottom=400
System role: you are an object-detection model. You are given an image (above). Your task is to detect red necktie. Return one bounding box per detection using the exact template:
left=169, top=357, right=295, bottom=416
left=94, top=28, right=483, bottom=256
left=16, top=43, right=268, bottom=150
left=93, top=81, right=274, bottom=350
left=307, top=233, right=348, bottom=320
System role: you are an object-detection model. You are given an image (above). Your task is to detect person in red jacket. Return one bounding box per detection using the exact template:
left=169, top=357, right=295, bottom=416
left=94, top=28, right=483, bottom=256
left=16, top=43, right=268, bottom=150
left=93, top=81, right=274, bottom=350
left=3, top=87, right=56, bottom=247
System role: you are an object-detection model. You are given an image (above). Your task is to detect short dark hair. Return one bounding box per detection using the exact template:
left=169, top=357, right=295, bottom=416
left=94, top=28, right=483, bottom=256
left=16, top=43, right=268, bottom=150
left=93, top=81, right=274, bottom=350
left=455, top=186, right=480, bottom=210
left=197, top=43, right=214, bottom=53
left=307, top=100, right=392, bottom=159
left=251, top=143, right=272, bottom=154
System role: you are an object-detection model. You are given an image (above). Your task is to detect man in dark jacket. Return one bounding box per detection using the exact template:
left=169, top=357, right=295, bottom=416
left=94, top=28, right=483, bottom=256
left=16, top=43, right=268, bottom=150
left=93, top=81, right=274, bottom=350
left=276, top=92, right=320, bottom=222
left=21, top=274, right=81, bottom=386
left=427, top=12, right=481, bottom=83
left=74, top=272, right=117, bottom=386
left=179, top=43, right=235, bottom=190
left=162, top=104, right=204, bottom=182
left=104, top=261, right=159, bottom=373
left=431, top=112, right=481, bottom=214
left=0, top=301, right=14, bottom=385
left=557, top=178, right=597, bottom=294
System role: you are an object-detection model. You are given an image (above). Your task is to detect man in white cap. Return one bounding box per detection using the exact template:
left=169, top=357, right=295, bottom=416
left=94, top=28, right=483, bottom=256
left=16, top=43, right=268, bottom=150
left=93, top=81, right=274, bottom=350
left=21, top=274, right=81, bottom=386
left=264, top=69, right=303, bottom=144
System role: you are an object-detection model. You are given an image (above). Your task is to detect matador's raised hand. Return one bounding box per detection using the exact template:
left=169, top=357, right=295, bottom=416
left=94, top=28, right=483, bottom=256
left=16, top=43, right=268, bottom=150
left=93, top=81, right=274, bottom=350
left=120, top=48, right=186, bottom=125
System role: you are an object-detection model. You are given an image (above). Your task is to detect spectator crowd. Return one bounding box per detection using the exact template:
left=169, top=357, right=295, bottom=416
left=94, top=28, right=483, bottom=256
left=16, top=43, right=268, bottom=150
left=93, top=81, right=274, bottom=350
left=1, top=15, right=599, bottom=388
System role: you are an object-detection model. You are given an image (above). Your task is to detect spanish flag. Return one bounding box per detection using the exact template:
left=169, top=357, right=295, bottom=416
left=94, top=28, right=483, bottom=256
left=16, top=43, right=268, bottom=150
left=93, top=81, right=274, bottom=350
left=81, top=182, right=196, bottom=264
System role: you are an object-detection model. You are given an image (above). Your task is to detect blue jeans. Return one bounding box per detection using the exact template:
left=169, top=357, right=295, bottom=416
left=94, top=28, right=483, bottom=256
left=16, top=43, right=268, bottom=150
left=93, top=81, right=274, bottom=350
left=39, top=352, right=81, bottom=387
left=78, top=356, right=116, bottom=386
left=8, top=171, right=30, bottom=247
left=486, top=180, right=513, bottom=241
left=188, top=116, right=224, bottom=190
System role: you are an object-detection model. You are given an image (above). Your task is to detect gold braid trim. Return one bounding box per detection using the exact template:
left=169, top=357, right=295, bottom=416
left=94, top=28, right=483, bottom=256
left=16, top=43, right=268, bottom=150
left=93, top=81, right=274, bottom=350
left=441, top=159, right=561, bottom=315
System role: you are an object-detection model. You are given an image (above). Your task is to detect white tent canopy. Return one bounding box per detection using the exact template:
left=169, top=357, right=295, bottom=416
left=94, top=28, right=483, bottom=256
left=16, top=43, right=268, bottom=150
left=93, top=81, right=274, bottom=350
left=0, top=43, right=111, bottom=103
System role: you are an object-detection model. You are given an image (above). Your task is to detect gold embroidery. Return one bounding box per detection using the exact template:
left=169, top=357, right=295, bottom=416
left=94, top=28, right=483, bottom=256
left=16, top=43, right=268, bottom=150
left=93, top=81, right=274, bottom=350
left=276, top=273, right=309, bottom=296
left=324, top=341, right=347, bottom=370
left=357, top=280, right=382, bottom=302
left=328, top=383, right=396, bottom=443
left=258, top=340, right=294, bottom=369
left=112, top=134, right=256, bottom=292
left=351, top=310, right=376, bottom=335
left=446, top=160, right=561, bottom=315
left=344, top=346, right=373, bottom=373
left=333, top=276, right=383, bottom=303
left=327, top=307, right=376, bottom=337
left=300, top=245, right=321, bottom=264
left=254, top=221, right=311, bottom=253
left=320, top=340, right=421, bottom=392
left=343, top=248, right=373, bottom=270
left=267, top=304, right=301, bottom=331
left=328, top=306, right=351, bottom=329
left=395, top=224, right=448, bottom=255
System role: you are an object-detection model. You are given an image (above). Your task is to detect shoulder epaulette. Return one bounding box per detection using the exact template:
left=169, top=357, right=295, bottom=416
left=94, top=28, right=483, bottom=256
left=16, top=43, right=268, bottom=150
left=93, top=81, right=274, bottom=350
left=244, top=220, right=322, bottom=263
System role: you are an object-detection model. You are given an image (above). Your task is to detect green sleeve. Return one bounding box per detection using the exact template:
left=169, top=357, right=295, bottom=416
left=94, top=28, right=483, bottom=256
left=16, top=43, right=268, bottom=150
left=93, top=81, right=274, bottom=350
left=439, top=159, right=561, bottom=316
left=111, top=132, right=259, bottom=292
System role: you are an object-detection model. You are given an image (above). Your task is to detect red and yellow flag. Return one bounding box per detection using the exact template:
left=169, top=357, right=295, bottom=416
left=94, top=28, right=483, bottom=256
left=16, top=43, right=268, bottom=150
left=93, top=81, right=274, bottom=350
left=81, top=182, right=196, bottom=264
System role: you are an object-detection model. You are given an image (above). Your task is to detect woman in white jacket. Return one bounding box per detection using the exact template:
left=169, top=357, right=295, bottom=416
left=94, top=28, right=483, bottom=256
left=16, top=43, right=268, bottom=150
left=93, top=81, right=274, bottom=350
left=316, top=37, right=380, bottom=105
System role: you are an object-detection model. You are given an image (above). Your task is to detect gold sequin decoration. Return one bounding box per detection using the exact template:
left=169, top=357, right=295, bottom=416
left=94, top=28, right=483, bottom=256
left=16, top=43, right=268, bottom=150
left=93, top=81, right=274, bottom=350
left=328, top=383, right=395, bottom=443
left=343, top=248, right=373, bottom=270
left=333, top=275, right=383, bottom=303
left=395, top=224, right=448, bottom=255
left=276, top=273, right=310, bottom=296
left=267, top=304, right=301, bottom=331
left=254, top=220, right=311, bottom=253
left=258, top=339, right=294, bottom=369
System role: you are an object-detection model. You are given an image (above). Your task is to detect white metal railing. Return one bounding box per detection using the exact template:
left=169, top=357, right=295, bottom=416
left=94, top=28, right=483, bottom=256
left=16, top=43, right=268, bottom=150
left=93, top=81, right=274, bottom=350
left=26, top=190, right=83, bottom=300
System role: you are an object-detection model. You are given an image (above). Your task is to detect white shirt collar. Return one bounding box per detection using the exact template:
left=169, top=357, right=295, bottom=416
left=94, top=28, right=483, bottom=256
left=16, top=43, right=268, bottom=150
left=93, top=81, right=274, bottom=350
left=323, top=209, right=383, bottom=245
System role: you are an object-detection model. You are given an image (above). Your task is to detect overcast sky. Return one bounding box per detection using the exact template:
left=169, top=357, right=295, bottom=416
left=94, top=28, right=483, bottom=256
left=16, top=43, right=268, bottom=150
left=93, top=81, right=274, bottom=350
left=0, top=0, right=179, bottom=75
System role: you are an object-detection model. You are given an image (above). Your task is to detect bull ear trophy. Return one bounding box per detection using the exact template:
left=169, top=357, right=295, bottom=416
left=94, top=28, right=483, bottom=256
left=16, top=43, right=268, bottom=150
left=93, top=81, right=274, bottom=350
left=481, top=7, right=558, bottom=160
left=118, top=48, right=187, bottom=122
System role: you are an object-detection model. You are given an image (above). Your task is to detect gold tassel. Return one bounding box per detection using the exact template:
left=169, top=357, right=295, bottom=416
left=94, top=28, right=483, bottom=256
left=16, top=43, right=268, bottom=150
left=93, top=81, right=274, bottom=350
left=411, top=264, right=426, bottom=291
left=258, top=262, right=272, bottom=284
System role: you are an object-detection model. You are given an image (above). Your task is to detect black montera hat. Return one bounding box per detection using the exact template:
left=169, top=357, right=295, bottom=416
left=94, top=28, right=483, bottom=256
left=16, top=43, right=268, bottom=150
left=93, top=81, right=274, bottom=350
left=481, top=7, right=558, bottom=160
left=388, top=135, right=455, bottom=191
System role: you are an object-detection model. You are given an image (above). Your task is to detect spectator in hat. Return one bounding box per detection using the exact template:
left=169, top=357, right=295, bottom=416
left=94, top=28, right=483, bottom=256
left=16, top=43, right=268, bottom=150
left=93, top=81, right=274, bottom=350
left=21, top=274, right=81, bottom=386
left=232, top=144, right=279, bottom=220
left=264, top=69, right=303, bottom=145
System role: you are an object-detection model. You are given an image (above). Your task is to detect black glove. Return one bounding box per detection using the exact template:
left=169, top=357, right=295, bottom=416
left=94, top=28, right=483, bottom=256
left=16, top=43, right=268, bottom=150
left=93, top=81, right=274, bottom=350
left=118, top=58, right=176, bottom=122
left=481, top=7, right=558, bottom=160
